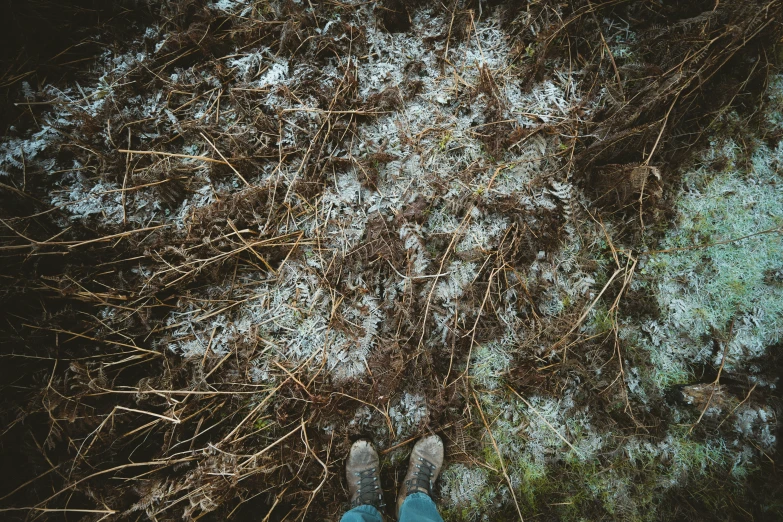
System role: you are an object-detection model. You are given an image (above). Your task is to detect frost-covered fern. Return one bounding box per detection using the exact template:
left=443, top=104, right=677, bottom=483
left=636, top=136, right=783, bottom=389
left=469, top=340, right=512, bottom=390
left=389, top=392, right=428, bottom=437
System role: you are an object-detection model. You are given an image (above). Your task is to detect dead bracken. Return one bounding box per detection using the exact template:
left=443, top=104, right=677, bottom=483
left=0, top=1, right=781, bottom=520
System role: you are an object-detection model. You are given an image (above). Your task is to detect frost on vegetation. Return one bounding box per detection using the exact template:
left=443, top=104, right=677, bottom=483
left=456, top=383, right=763, bottom=519
left=620, top=432, right=735, bottom=491
left=226, top=50, right=288, bottom=86
left=469, top=339, right=512, bottom=390
left=167, top=310, right=242, bottom=360
left=602, top=17, right=637, bottom=61
left=635, top=135, right=783, bottom=390
left=389, top=393, right=428, bottom=438
left=0, top=122, right=60, bottom=176
left=3, top=2, right=781, bottom=519
left=456, top=213, right=509, bottom=260
left=0, top=42, right=221, bottom=229
left=572, top=93, right=783, bottom=519
left=441, top=390, right=610, bottom=520
left=734, top=405, right=777, bottom=450
left=510, top=408, right=740, bottom=518
left=440, top=464, right=500, bottom=520
left=356, top=7, right=583, bottom=223
left=209, top=0, right=254, bottom=17
left=514, top=394, right=602, bottom=466
left=50, top=178, right=125, bottom=224
left=163, top=262, right=384, bottom=382
left=152, top=7, right=601, bottom=381
left=349, top=406, right=375, bottom=431
left=765, top=73, right=783, bottom=131
left=317, top=171, right=371, bottom=251
left=398, top=223, right=431, bottom=275
left=50, top=171, right=173, bottom=226
left=487, top=135, right=548, bottom=195
left=507, top=71, right=583, bottom=127
left=524, top=240, right=597, bottom=321
left=176, top=184, right=217, bottom=229
left=435, top=260, right=478, bottom=304
left=477, top=390, right=604, bottom=475
left=623, top=365, right=649, bottom=404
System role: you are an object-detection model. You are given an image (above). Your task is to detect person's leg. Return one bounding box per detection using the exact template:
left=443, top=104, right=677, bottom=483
left=339, top=503, right=384, bottom=522
left=396, top=435, right=445, bottom=522
left=342, top=440, right=385, bottom=521
left=397, top=492, right=444, bottom=522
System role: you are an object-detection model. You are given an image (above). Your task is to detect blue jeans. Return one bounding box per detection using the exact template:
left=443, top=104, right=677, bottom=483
left=339, top=493, right=444, bottom=522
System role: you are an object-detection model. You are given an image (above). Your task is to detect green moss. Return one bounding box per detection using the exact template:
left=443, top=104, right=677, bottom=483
left=587, top=306, right=615, bottom=334
left=439, top=132, right=452, bottom=151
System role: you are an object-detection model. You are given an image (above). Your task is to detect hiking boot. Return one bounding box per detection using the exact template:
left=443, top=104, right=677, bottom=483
left=396, top=435, right=444, bottom=516
left=346, top=439, right=385, bottom=510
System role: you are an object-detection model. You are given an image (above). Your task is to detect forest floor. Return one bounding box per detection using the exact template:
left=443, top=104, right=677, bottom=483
left=0, top=1, right=782, bottom=521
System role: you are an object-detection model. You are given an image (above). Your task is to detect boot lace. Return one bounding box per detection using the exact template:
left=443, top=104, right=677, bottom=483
left=405, top=456, right=436, bottom=496
left=352, top=468, right=384, bottom=508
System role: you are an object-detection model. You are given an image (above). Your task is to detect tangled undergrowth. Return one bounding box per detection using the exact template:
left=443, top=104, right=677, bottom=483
left=0, top=1, right=781, bottom=520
